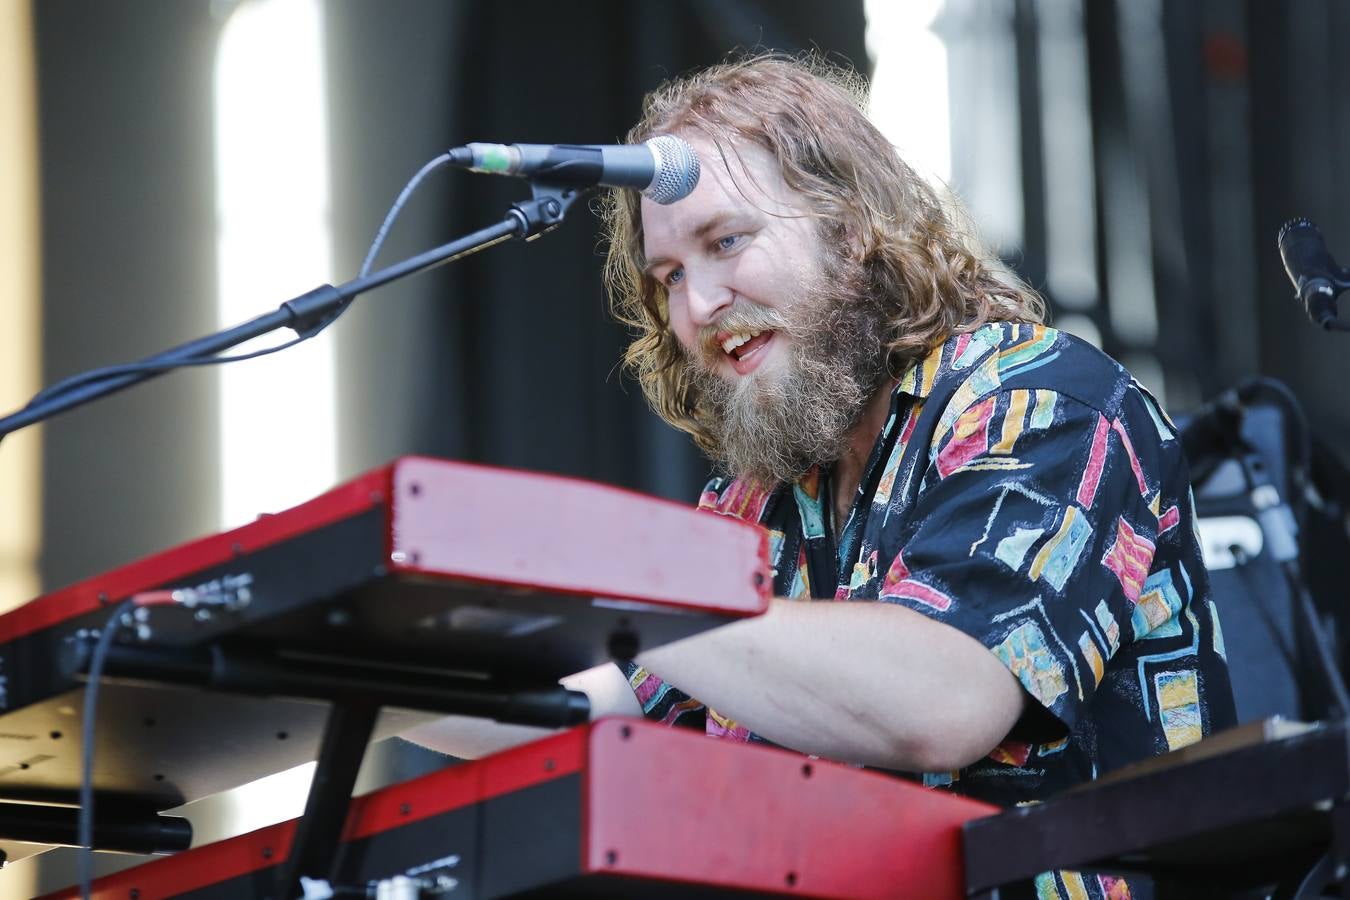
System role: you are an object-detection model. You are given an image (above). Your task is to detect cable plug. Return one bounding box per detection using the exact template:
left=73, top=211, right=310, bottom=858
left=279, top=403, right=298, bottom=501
left=132, top=573, right=254, bottom=612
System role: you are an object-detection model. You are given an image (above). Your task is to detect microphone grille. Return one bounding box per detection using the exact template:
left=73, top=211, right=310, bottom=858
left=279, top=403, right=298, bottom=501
left=1278, top=217, right=1317, bottom=245
left=644, top=135, right=700, bottom=204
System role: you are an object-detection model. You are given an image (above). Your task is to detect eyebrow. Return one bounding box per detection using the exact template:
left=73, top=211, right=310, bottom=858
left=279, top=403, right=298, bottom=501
left=641, top=212, right=744, bottom=277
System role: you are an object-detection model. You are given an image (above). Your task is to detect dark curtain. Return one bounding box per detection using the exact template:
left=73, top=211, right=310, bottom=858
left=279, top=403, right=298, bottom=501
left=379, top=0, right=869, bottom=502
left=321, top=0, right=871, bottom=799
left=1017, top=0, right=1350, bottom=443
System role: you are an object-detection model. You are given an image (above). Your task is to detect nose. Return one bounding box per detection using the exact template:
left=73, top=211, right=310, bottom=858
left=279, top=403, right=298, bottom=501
left=682, top=266, right=734, bottom=328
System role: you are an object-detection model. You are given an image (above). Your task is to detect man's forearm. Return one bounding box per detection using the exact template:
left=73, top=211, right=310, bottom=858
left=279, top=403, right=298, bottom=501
left=634, top=598, right=1026, bottom=771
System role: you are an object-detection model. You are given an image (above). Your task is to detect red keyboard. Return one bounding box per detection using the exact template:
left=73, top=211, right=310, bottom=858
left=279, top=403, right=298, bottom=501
left=0, top=458, right=769, bottom=815
left=40, top=719, right=996, bottom=900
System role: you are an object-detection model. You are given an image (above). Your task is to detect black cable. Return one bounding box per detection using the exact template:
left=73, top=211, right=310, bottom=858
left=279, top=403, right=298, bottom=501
left=30, top=151, right=454, bottom=415
left=1235, top=376, right=1312, bottom=494
left=79, top=597, right=137, bottom=900
left=359, top=153, right=453, bottom=279
left=1227, top=546, right=1302, bottom=685
left=62, top=153, right=463, bottom=898
left=1283, top=558, right=1350, bottom=719
left=1213, top=376, right=1316, bottom=537
left=28, top=337, right=309, bottom=409
left=272, top=153, right=454, bottom=360
left=271, top=152, right=454, bottom=366
left=1222, top=379, right=1350, bottom=718
left=66, top=154, right=454, bottom=894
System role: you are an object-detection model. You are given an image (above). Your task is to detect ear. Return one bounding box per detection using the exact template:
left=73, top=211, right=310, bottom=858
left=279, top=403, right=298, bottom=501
left=850, top=225, right=874, bottom=263
left=822, top=215, right=869, bottom=264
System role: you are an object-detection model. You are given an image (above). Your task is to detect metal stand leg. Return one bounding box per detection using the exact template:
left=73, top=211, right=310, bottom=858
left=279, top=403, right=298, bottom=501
left=274, top=701, right=379, bottom=899
left=0, top=800, right=190, bottom=853
left=1273, top=851, right=1335, bottom=900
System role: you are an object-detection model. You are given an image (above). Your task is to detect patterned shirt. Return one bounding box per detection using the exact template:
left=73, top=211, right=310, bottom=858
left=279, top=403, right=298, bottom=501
left=623, top=323, right=1236, bottom=815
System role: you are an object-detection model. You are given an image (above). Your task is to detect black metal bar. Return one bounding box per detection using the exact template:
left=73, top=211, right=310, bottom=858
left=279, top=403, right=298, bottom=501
left=72, top=643, right=591, bottom=728
left=1286, top=560, right=1350, bottom=721
left=0, top=206, right=538, bottom=439
left=963, top=720, right=1350, bottom=894
left=1012, top=0, right=1047, bottom=294
left=1243, top=0, right=1295, bottom=373
left=1082, top=0, right=1128, bottom=362
left=0, top=801, right=191, bottom=854
left=1273, top=850, right=1337, bottom=900
left=1158, top=0, right=1222, bottom=396
left=275, top=701, right=380, bottom=898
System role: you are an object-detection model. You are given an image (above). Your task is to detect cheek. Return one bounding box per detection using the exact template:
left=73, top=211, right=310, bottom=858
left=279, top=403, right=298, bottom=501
left=755, top=262, right=805, bottom=306
left=734, top=243, right=810, bottom=305
left=665, top=292, right=699, bottom=353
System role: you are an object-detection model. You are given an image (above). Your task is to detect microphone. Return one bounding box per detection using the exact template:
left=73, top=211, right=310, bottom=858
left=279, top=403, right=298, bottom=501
left=1278, top=218, right=1348, bottom=328
left=446, top=135, right=700, bottom=205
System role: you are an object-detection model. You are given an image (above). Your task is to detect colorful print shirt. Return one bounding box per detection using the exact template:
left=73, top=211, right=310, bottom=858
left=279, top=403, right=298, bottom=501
left=622, top=322, right=1236, bottom=811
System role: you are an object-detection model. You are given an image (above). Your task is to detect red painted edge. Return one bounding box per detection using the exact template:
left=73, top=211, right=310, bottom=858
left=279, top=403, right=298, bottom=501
left=39, top=726, right=591, bottom=900
left=390, top=455, right=725, bottom=519
left=582, top=719, right=1000, bottom=900
left=36, top=720, right=1002, bottom=900
left=351, top=724, right=587, bottom=840
left=3, top=456, right=773, bottom=644
left=35, top=819, right=296, bottom=900
left=386, top=457, right=771, bottom=617
left=0, top=466, right=393, bottom=644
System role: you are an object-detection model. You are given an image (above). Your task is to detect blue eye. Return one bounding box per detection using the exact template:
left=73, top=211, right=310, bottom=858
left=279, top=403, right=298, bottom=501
left=715, top=234, right=741, bottom=251
left=666, top=267, right=684, bottom=286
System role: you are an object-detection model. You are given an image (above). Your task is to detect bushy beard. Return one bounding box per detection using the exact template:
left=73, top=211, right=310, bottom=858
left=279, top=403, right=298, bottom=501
left=684, top=257, right=888, bottom=486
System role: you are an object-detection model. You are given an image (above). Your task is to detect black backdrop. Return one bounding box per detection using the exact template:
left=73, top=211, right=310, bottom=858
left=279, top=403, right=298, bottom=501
left=330, top=1, right=871, bottom=503
left=34, top=0, right=868, bottom=591
left=31, top=0, right=1350, bottom=612
left=18, top=1, right=1350, bottom=890
left=21, top=4, right=870, bottom=890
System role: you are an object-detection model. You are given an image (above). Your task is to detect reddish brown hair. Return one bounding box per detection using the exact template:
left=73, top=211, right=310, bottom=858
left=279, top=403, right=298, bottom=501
left=602, top=54, right=1044, bottom=450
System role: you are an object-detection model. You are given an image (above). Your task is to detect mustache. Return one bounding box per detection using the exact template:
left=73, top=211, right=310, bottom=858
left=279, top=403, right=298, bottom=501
left=695, top=299, right=791, bottom=358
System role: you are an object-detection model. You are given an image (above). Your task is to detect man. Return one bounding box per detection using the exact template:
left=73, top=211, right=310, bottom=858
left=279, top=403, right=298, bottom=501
left=410, top=55, right=1234, bottom=814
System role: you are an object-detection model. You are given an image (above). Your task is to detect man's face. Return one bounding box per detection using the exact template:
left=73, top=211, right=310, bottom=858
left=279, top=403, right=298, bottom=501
left=640, top=134, right=886, bottom=484
left=640, top=136, right=826, bottom=382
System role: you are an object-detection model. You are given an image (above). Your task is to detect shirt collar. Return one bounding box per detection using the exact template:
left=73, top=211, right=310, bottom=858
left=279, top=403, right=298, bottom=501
left=893, top=339, right=949, bottom=400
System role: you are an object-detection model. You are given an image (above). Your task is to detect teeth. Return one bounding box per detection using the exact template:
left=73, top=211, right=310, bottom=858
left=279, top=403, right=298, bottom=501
left=720, top=330, right=764, bottom=355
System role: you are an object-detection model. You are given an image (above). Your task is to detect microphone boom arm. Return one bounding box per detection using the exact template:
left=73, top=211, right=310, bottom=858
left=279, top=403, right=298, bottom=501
left=0, top=183, right=586, bottom=441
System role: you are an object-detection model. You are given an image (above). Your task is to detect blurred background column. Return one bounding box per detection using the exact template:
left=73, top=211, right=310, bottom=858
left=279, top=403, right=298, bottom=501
left=0, top=0, right=42, bottom=613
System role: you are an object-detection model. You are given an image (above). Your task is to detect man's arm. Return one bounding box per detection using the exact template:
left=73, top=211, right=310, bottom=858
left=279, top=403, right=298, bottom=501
left=401, top=600, right=1025, bottom=767
left=400, top=662, right=643, bottom=760
left=635, top=597, right=1027, bottom=772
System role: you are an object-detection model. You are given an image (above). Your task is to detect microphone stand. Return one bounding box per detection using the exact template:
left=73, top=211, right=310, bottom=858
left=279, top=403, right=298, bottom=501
left=18, top=180, right=586, bottom=900
left=0, top=182, right=584, bottom=440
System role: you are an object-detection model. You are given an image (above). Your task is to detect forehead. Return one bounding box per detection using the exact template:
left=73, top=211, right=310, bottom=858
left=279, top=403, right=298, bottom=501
left=640, top=135, right=807, bottom=254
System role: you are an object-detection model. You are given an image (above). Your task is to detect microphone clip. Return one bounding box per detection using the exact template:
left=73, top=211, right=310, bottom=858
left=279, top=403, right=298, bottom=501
left=1294, top=269, right=1350, bottom=331
left=1278, top=217, right=1350, bottom=332
left=507, top=181, right=585, bottom=242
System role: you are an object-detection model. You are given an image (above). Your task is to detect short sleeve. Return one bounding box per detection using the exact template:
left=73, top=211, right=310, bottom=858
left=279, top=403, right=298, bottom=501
left=615, top=476, right=747, bottom=732
left=877, top=388, right=1173, bottom=737
left=616, top=659, right=708, bottom=730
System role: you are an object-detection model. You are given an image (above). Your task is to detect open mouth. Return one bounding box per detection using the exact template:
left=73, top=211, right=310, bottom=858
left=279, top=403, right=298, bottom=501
left=716, top=329, right=776, bottom=374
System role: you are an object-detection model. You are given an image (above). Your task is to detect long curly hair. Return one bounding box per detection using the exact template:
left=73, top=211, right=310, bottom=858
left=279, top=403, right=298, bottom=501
left=602, top=53, right=1045, bottom=453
